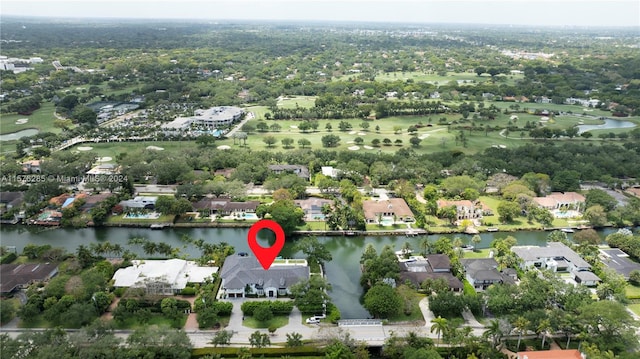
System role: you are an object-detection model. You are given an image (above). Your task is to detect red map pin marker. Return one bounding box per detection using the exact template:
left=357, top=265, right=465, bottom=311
left=247, top=219, right=285, bottom=270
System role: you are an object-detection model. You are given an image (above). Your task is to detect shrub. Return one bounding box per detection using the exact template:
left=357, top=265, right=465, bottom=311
left=241, top=300, right=293, bottom=316
left=327, top=303, right=341, bottom=324
left=180, top=287, right=196, bottom=296
left=113, top=287, right=126, bottom=297
left=0, top=252, right=17, bottom=264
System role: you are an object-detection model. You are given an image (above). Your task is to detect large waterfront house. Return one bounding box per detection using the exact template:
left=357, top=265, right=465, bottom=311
left=192, top=198, right=259, bottom=218
left=112, top=259, right=218, bottom=295
left=398, top=254, right=463, bottom=292
left=511, top=242, right=600, bottom=286
left=219, top=254, right=309, bottom=298
left=362, top=198, right=415, bottom=224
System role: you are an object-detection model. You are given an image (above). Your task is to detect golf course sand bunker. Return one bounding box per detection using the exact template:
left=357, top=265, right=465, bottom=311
left=98, top=157, right=113, bottom=162
left=348, top=146, right=360, bottom=151
left=146, top=146, right=164, bottom=151
left=363, top=145, right=373, bottom=150
left=15, top=118, right=29, bottom=125
left=77, top=146, right=93, bottom=151
left=217, top=145, right=231, bottom=150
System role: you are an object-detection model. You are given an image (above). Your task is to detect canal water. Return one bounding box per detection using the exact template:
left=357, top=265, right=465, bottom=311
left=0, top=226, right=618, bottom=318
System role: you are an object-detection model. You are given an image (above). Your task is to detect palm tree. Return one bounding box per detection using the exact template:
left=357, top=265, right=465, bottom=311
left=420, top=238, right=432, bottom=256
left=430, top=316, right=448, bottom=343
left=560, top=315, right=581, bottom=349
left=537, top=318, right=551, bottom=348
left=112, top=244, right=124, bottom=258
left=471, top=235, right=482, bottom=250
left=513, top=316, right=530, bottom=351
left=400, top=241, right=412, bottom=258
left=483, top=319, right=503, bottom=348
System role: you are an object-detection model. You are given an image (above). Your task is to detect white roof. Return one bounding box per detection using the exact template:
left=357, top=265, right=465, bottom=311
left=112, top=259, right=218, bottom=290
left=161, top=117, right=193, bottom=130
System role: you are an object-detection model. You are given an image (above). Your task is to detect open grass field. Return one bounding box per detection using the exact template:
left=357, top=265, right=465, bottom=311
left=276, top=95, right=316, bottom=109
left=65, top=141, right=195, bottom=158
left=0, top=102, right=60, bottom=135
left=59, top=106, right=637, bottom=159
left=336, top=71, right=525, bottom=87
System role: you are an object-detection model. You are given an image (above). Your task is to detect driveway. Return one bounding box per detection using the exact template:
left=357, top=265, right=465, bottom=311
left=222, top=297, right=317, bottom=345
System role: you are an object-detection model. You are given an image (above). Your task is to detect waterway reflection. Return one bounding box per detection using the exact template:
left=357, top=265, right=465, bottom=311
left=0, top=226, right=619, bottom=318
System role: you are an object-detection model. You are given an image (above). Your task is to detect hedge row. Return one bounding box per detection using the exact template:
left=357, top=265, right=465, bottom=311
left=240, top=300, right=293, bottom=316
left=192, top=346, right=323, bottom=358
left=116, top=297, right=191, bottom=313
left=0, top=252, right=17, bottom=264
left=206, top=301, right=233, bottom=315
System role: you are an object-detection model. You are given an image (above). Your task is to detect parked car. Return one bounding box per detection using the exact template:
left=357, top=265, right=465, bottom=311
left=305, top=317, right=320, bottom=324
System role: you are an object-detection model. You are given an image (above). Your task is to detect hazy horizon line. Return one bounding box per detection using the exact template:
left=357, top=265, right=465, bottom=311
left=2, top=14, right=639, bottom=30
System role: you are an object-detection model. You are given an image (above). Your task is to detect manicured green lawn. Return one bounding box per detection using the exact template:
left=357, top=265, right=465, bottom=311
left=462, top=248, right=492, bottom=259
left=276, top=95, right=316, bottom=109
left=243, top=315, right=289, bottom=329
left=59, top=111, right=637, bottom=159
left=66, top=141, right=197, bottom=158
left=0, top=102, right=61, bottom=135
left=628, top=304, right=640, bottom=316
left=106, top=213, right=176, bottom=225
left=625, top=284, right=640, bottom=300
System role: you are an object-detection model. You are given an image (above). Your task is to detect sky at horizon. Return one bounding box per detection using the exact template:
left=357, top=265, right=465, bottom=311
left=2, top=0, right=639, bottom=28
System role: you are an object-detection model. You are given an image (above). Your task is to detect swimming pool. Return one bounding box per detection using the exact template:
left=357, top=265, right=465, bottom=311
left=124, top=212, right=160, bottom=219
left=242, top=213, right=258, bottom=220
left=380, top=217, right=395, bottom=226
left=552, top=209, right=581, bottom=219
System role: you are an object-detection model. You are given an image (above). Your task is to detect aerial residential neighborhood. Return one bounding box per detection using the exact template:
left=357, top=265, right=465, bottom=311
left=1, top=2, right=640, bottom=358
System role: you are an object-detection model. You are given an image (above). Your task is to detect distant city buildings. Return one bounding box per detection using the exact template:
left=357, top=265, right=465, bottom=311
left=0, top=55, right=42, bottom=73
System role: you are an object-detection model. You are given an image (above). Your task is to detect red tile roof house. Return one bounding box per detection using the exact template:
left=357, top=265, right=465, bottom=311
left=362, top=198, right=415, bottom=224
left=532, top=192, right=585, bottom=210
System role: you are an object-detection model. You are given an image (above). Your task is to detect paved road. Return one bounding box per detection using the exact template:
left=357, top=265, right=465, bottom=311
left=225, top=112, right=254, bottom=138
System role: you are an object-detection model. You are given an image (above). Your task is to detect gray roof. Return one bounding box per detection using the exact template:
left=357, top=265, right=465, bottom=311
left=574, top=271, right=600, bottom=282
left=220, top=255, right=309, bottom=290
left=0, top=263, right=59, bottom=294
left=511, top=242, right=591, bottom=269
left=268, top=165, right=310, bottom=180
left=461, top=258, right=516, bottom=284
left=0, top=192, right=24, bottom=207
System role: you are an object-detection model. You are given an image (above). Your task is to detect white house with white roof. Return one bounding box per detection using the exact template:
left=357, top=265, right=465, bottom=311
left=112, top=259, right=218, bottom=295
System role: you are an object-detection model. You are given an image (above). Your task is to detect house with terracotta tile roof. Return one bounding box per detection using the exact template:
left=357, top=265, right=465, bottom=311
left=532, top=192, right=585, bottom=210
left=362, top=198, right=414, bottom=224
